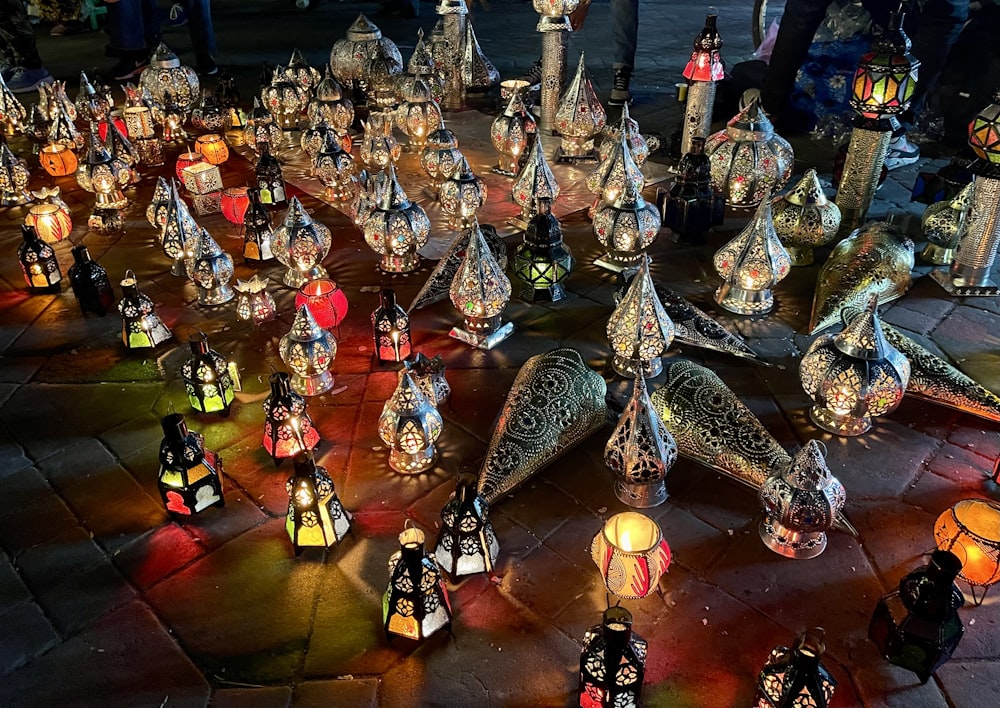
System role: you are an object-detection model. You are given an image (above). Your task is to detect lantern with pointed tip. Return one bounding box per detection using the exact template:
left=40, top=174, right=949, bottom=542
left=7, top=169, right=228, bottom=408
left=533, top=0, right=578, bottom=127
left=185, top=228, right=234, bottom=306
left=181, top=332, right=237, bottom=416
left=242, top=188, right=276, bottom=263
left=713, top=196, right=791, bottom=315
left=0, top=73, right=26, bottom=135
left=23, top=105, right=49, bottom=148
left=587, top=128, right=645, bottom=215
left=799, top=295, right=910, bottom=436
left=157, top=413, right=225, bottom=516
left=314, top=130, right=358, bottom=202
left=555, top=53, right=607, bottom=161
left=160, top=182, right=201, bottom=275
left=384, top=524, right=452, bottom=641
left=0, top=143, right=30, bottom=205
left=593, top=177, right=662, bottom=272
left=607, top=376, right=677, bottom=508
left=17, top=225, right=62, bottom=293
left=365, top=51, right=403, bottom=110
left=363, top=166, right=430, bottom=274
left=705, top=91, right=794, bottom=208
left=759, top=440, right=845, bottom=559
left=40, top=80, right=77, bottom=122
left=243, top=99, right=283, bottom=155
left=396, top=78, right=441, bottom=151
left=372, top=288, right=412, bottom=364
left=285, top=48, right=322, bottom=95
left=599, top=103, right=650, bottom=166
left=255, top=142, right=287, bottom=207
left=755, top=629, right=837, bottom=708
left=681, top=10, right=725, bottom=156
left=462, top=22, right=499, bottom=92
left=513, top=197, right=573, bottom=302
left=404, top=28, right=444, bottom=104
left=439, top=156, right=487, bottom=229
left=264, top=371, right=321, bottom=464
left=234, top=276, right=276, bottom=326
left=24, top=202, right=72, bottom=244
left=38, top=142, right=78, bottom=177
left=578, top=605, right=647, bottom=708
left=98, top=111, right=127, bottom=142
left=46, top=107, right=84, bottom=151
left=103, top=120, right=140, bottom=181
left=420, top=122, right=463, bottom=196
left=262, top=67, right=308, bottom=130
left=67, top=246, right=114, bottom=316
left=194, top=133, right=229, bottom=165
left=280, top=305, right=337, bottom=396
left=76, top=135, right=130, bottom=209
left=772, top=169, right=842, bottom=266
left=409, top=352, right=450, bottom=405
left=330, top=13, right=403, bottom=85
left=607, top=257, right=674, bottom=378
left=921, top=182, right=973, bottom=265
left=295, top=278, right=349, bottom=330
left=76, top=72, right=110, bottom=124
left=660, top=136, right=720, bottom=244
left=307, top=72, right=354, bottom=138
left=434, top=473, right=499, bottom=578
left=273, top=197, right=331, bottom=287
left=491, top=88, right=536, bottom=176
left=934, top=499, right=1000, bottom=605
left=511, top=136, right=560, bottom=227
left=118, top=272, right=172, bottom=349
left=359, top=112, right=401, bottom=169
left=378, top=369, right=443, bottom=473
left=286, top=452, right=351, bottom=553
left=449, top=221, right=515, bottom=349
left=301, top=120, right=333, bottom=161
left=191, top=92, right=226, bottom=133
left=140, top=42, right=200, bottom=111
left=591, top=511, right=671, bottom=600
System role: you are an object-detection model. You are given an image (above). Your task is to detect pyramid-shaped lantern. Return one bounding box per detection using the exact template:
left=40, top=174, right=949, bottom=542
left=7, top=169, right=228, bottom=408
left=0, top=72, right=27, bottom=135
left=76, top=71, right=110, bottom=124
left=555, top=52, right=607, bottom=160
left=449, top=220, right=514, bottom=350
left=160, top=180, right=201, bottom=275
left=587, top=126, right=645, bottom=213
left=462, top=22, right=499, bottom=91
left=285, top=48, right=322, bottom=95
left=606, top=256, right=675, bottom=378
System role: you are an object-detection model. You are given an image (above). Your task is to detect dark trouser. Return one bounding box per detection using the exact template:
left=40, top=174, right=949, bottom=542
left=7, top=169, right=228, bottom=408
left=612, top=0, right=639, bottom=69
left=107, top=0, right=216, bottom=65
left=0, top=0, right=44, bottom=70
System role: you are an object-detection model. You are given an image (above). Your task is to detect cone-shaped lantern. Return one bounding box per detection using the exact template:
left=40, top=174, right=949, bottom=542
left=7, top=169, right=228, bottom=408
left=433, top=473, right=499, bottom=578
left=286, top=452, right=351, bottom=553
left=279, top=305, right=338, bottom=396
left=410, top=222, right=509, bottom=311
left=46, top=106, right=84, bottom=151
left=147, top=176, right=172, bottom=228
left=449, top=219, right=514, bottom=349
left=378, top=369, right=444, bottom=474
left=285, top=47, right=322, bottom=95
left=491, top=88, right=536, bottom=176
left=363, top=165, right=430, bottom=274
left=555, top=52, right=607, bottom=160
left=772, top=169, right=842, bottom=266
left=0, top=143, right=30, bottom=206
left=264, top=371, right=321, bottom=464
left=439, top=155, right=487, bottom=229
left=273, top=197, right=332, bottom=288
left=593, top=175, right=661, bottom=272
left=185, top=228, right=235, bottom=306
left=462, top=22, right=499, bottom=91
left=0, top=72, right=26, bottom=135
left=511, top=136, right=560, bottom=226
left=160, top=181, right=201, bottom=276
left=76, top=71, right=110, bottom=124
left=598, top=102, right=650, bottom=166
left=118, top=271, right=172, bottom=350
left=606, top=256, right=675, bottom=378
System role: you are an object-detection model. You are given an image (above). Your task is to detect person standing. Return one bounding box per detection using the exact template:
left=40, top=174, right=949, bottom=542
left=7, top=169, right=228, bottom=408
left=609, top=0, right=639, bottom=106
left=105, top=0, right=218, bottom=80
left=0, top=0, right=54, bottom=92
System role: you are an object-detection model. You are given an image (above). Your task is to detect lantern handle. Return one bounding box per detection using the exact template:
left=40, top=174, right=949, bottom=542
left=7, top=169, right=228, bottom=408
left=814, top=439, right=829, bottom=458
left=124, top=268, right=136, bottom=281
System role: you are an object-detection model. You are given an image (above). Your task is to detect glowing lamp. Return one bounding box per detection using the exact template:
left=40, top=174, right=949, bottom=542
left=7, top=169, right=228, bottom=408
left=261, top=68, right=307, bottom=130
left=39, top=143, right=78, bottom=177
left=17, top=225, right=62, bottom=293
left=0, top=71, right=26, bottom=134
left=181, top=332, right=237, bottom=416
left=409, top=352, right=451, bottom=406
left=175, top=149, right=205, bottom=182
left=123, top=105, right=156, bottom=139
left=587, top=129, right=645, bottom=212
left=439, top=155, right=487, bottom=229
left=263, top=371, right=321, bottom=464
left=421, top=123, right=463, bottom=197
left=242, top=187, right=275, bottom=263
left=285, top=48, right=322, bottom=95
left=68, top=246, right=114, bottom=317
left=234, top=276, right=276, bottom=327
left=578, top=606, right=647, bottom=708
left=243, top=98, right=283, bottom=155
left=513, top=197, right=573, bottom=302
left=555, top=52, right=607, bottom=160
left=396, top=77, right=441, bottom=150
left=273, top=197, right=332, bottom=288
left=314, top=130, right=358, bottom=203
left=46, top=108, right=83, bottom=151
left=449, top=220, right=515, bottom=349
left=491, top=88, right=535, bottom=176
left=680, top=10, right=724, bottom=156
left=363, top=166, right=430, bottom=274
left=220, top=187, right=250, bottom=226
left=185, top=228, right=234, bottom=306
left=378, top=369, right=443, bottom=473
left=279, top=305, right=337, bottom=396
left=383, top=524, right=452, bottom=641
left=591, top=511, right=671, bottom=600
left=24, top=203, right=72, bottom=244
left=755, top=629, right=836, bottom=708
left=0, top=142, right=30, bottom=205
left=255, top=142, right=287, bottom=207
left=286, top=453, right=351, bottom=553
left=98, top=112, right=128, bottom=142
left=592, top=177, right=662, bottom=272
left=160, top=181, right=201, bottom=276
left=307, top=71, right=354, bottom=136
left=772, top=169, right=842, bottom=266
left=372, top=288, right=411, bottom=363
left=190, top=92, right=226, bottom=133
left=511, top=136, right=560, bottom=227
left=157, top=413, right=224, bottom=516
left=295, top=278, right=349, bottom=330
left=364, top=51, right=403, bottom=110
left=76, top=135, right=130, bottom=209
left=139, top=42, right=200, bottom=111
left=76, top=71, right=110, bottom=124
left=329, top=13, right=403, bottom=86
left=606, top=256, right=674, bottom=378
left=118, top=272, right=172, bottom=350
left=195, top=133, right=229, bottom=165
left=433, top=474, right=499, bottom=578
left=359, top=112, right=401, bottom=170
left=935, top=499, right=1000, bottom=604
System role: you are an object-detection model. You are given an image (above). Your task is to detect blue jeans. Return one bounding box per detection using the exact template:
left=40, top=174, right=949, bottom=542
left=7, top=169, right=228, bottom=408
left=107, top=0, right=217, bottom=65
left=612, top=0, right=639, bottom=70
left=0, top=0, right=44, bottom=69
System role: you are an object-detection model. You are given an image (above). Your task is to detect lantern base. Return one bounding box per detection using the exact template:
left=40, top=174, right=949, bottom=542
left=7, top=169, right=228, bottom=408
left=2, top=190, right=31, bottom=206
left=931, top=265, right=1000, bottom=296
left=492, top=153, right=522, bottom=177
left=714, top=283, right=775, bottom=316
left=612, top=354, right=662, bottom=380
left=170, top=259, right=187, bottom=277
left=379, top=253, right=422, bottom=274
left=197, top=283, right=236, bottom=307
left=290, top=370, right=335, bottom=397
left=554, top=142, right=599, bottom=164
left=594, top=252, right=646, bottom=273
left=388, top=446, right=439, bottom=474
left=449, top=320, right=515, bottom=350
left=759, top=516, right=828, bottom=559
left=920, top=243, right=956, bottom=266
left=615, top=479, right=667, bottom=509
left=516, top=281, right=568, bottom=303
left=507, top=211, right=533, bottom=232
left=283, top=265, right=329, bottom=289
left=808, top=405, right=871, bottom=437
left=785, top=245, right=817, bottom=267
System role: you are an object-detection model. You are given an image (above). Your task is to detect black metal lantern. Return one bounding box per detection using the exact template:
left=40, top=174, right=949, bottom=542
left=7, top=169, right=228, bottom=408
left=383, top=524, right=453, bottom=641
left=17, top=225, right=62, bottom=293
left=660, top=136, right=721, bottom=244
left=433, top=473, right=499, bottom=579
left=578, top=605, right=647, bottom=708
left=263, top=371, right=321, bottom=465
left=68, top=245, right=114, bottom=316
left=180, top=332, right=236, bottom=417
left=157, top=413, right=225, bottom=516
left=869, top=550, right=965, bottom=684
left=372, top=288, right=412, bottom=364
left=118, top=271, right=172, bottom=350
left=285, top=452, right=351, bottom=554
left=754, top=628, right=837, bottom=708
left=513, top=197, right=574, bottom=303
left=242, top=187, right=275, bottom=263
left=255, top=142, right=287, bottom=207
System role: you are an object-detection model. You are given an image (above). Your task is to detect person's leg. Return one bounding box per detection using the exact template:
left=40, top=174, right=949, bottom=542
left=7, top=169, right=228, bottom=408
left=906, top=0, right=968, bottom=116
left=609, top=0, right=638, bottom=104
left=0, top=0, right=45, bottom=69
left=141, top=0, right=162, bottom=50
left=105, top=0, right=148, bottom=53
left=760, top=0, right=836, bottom=117
left=181, top=0, right=217, bottom=69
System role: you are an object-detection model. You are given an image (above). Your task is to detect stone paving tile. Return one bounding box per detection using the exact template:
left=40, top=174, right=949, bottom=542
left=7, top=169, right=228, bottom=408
left=112, top=523, right=207, bottom=590
left=0, top=601, right=210, bottom=708
left=0, top=600, right=59, bottom=676
left=183, top=489, right=271, bottom=552
left=292, top=679, right=379, bottom=708
left=500, top=543, right=593, bottom=621
left=0, top=467, right=78, bottom=554
left=210, top=686, right=292, bottom=708
left=849, top=501, right=939, bottom=585
left=935, top=661, right=1000, bottom=708
left=851, top=641, right=951, bottom=708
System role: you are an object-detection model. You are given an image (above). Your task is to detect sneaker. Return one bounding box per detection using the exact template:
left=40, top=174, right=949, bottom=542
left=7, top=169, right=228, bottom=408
left=166, top=4, right=188, bottom=27
left=197, top=60, right=219, bottom=77
left=111, top=56, right=149, bottom=81
left=884, top=134, right=921, bottom=170
left=517, top=59, right=543, bottom=90
left=609, top=66, right=632, bottom=106
left=5, top=66, right=54, bottom=93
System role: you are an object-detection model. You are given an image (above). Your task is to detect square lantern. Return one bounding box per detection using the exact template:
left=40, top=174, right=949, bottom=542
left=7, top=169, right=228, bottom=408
left=182, top=161, right=224, bottom=195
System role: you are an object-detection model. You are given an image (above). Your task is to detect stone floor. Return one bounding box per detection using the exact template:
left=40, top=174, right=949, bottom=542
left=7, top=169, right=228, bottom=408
left=1, top=2, right=999, bottom=707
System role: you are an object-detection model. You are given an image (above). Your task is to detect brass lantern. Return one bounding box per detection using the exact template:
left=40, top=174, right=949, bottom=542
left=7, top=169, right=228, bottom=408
left=243, top=98, right=283, bottom=156
left=307, top=71, right=354, bottom=139
left=772, top=169, right=842, bottom=266
left=75, top=134, right=130, bottom=209
left=185, top=228, right=235, bottom=306
left=157, top=413, right=225, bottom=516
left=554, top=52, right=607, bottom=161
left=17, top=225, right=62, bottom=293
left=118, top=271, right=172, bottom=350
left=439, top=155, right=487, bottom=230
left=705, top=90, right=794, bottom=208
left=921, top=182, right=973, bottom=265
left=160, top=180, right=201, bottom=276
left=462, top=21, right=499, bottom=92
left=0, top=142, right=30, bottom=206
left=140, top=42, right=200, bottom=111
left=759, top=440, right=846, bottom=559
left=372, top=288, right=412, bottom=364
left=234, top=276, right=276, bottom=327
left=383, top=524, right=452, bottom=641
left=511, top=136, right=560, bottom=227
left=242, top=187, right=276, bottom=263
left=578, top=606, right=648, bottom=708
left=314, top=130, right=358, bottom=203
left=273, top=197, right=332, bottom=287
left=365, top=50, right=403, bottom=110
left=261, top=67, right=308, bottom=131
left=713, top=196, right=791, bottom=315
left=799, top=294, right=910, bottom=436
left=180, top=331, right=237, bottom=416
left=396, top=77, right=441, bottom=151
left=359, top=112, right=401, bottom=170
left=301, top=119, right=333, bottom=161
left=449, top=220, right=515, bottom=350
left=378, top=369, right=444, bottom=474
left=286, top=452, right=351, bottom=553
left=362, top=166, right=430, bottom=274
left=592, top=176, right=661, bottom=272
left=591, top=511, right=671, bottom=600
left=409, top=352, right=451, bottom=406
left=606, top=255, right=675, bottom=378
left=433, top=474, right=499, bottom=579
left=587, top=128, right=645, bottom=214
left=755, top=629, right=837, bottom=708
left=421, top=122, right=463, bottom=197
left=329, top=13, right=403, bottom=86
left=0, top=72, right=26, bottom=134
left=285, top=47, right=322, bottom=95
left=491, top=88, right=536, bottom=176
left=513, top=197, right=574, bottom=302
left=403, top=27, right=444, bottom=105
left=935, top=499, right=1000, bottom=605
left=279, top=305, right=338, bottom=396
left=263, top=371, right=321, bottom=464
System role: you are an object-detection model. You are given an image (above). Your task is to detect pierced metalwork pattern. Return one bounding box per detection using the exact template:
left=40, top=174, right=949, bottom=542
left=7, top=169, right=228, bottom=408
left=279, top=306, right=337, bottom=395
left=160, top=183, right=200, bottom=262
left=360, top=113, right=402, bottom=170
left=713, top=197, right=791, bottom=315
left=607, top=258, right=675, bottom=378
left=329, top=14, right=402, bottom=83
left=921, top=181, right=972, bottom=260
left=462, top=22, right=499, bottom=90
left=654, top=284, right=766, bottom=364
left=755, top=637, right=837, bottom=708
left=450, top=219, right=511, bottom=328
left=363, top=170, right=430, bottom=274
left=273, top=198, right=333, bottom=284
left=139, top=43, right=200, bottom=110
left=433, top=486, right=499, bottom=577
left=512, top=137, right=560, bottom=218
left=439, top=157, right=486, bottom=228
left=538, top=22, right=568, bottom=129
left=588, top=130, right=645, bottom=201
left=554, top=52, right=607, bottom=156
left=592, top=180, right=661, bottom=268
left=409, top=353, right=451, bottom=405
left=681, top=81, right=715, bottom=156
left=185, top=229, right=234, bottom=306
left=491, top=90, right=536, bottom=175
left=579, top=612, right=646, bottom=708
left=384, top=531, right=452, bottom=640
left=599, top=103, right=650, bottom=166
left=477, top=348, right=608, bottom=504
left=119, top=279, right=171, bottom=348
left=409, top=223, right=508, bottom=311
left=952, top=176, right=1000, bottom=282
left=378, top=372, right=443, bottom=474
left=772, top=169, right=842, bottom=264
left=835, top=124, right=891, bottom=229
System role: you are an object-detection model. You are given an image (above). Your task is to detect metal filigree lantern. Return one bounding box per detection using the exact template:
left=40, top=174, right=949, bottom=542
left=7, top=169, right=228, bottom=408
left=681, top=10, right=724, bottom=156
left=592, top=176, right=661, bottom=272
left=17, top=225, right=62, bottom=293
left=118, top=272, right=172, bottom=350
left=330, top=14, right=402, bottom=87
left=705, top=91, right=794, bottom=208
left=158, top=413, right=224, bottom=516
left=713, top=196, right=791, bottom=315
left=191, top=92, right=226, bottom=134
left=587, top=128, right=645, bottom=215
left=772, top=169, right=842, bottom=266
left=359, top=112, right=401, bottom=170
left=242, top=187, right=276, bottom=263
left=307, top=71, right=354, bottom=138
left=534, top=0, right=579, bottom=128
left=301, top=120, right=333, bottom=161
left=280, top=305, right=338, bottom=396
left=759, top=440, right=845, bottom=559
left=76, top=134, right=130, bottom=209
left=396, top=77, right=441, bottom=151
left=462, top=21, right=499, bottom=92
left=263, top=371, right=320, bottom=464
left=555, top=52, right=607, bottom=161
left=420, top=122, right=463, bottom=197
left=511, top=136, right=560, bottom=227
left=181, top=332, right=237, bottom=416
left=243, top=99, right=283, bottom=156
left=378, top=369, right=444, bottom=474
left=273, top=197, right=332, bottom=287
left=513, top=197, right=573, bottom=302
left=0, top=72, right=26, bottom=135
left=314, top=129, right=358, bottom=202
left=433, top=473, right=499, bottom=578
left=160, top=181, right=200, bottom=275
left=599, top=102, right=651, bottom=166
left=755, top=629, right=837, bottom=708
left=372, top=288, right=412, bottom=363
left=921, top=182, right=973, bottom=265
left=935, top=499, right=1000, bottom=605
left=234, top=276, right=276, bottom=326
left=384, top=524, right=452, bottom=641
left=607, top=256, right=675, bottom=378
left=363, top=166, right=430, bottom=274
left=76, top=71, right=110, bottom=124
left=281, top=48, right=320, bottom=96
left=409, top=352, right=451, bottom=405
left=364, top=51, right=403, bottom=110
left=0, top=143, right=31, bottom=206
left=799, top=294, right=910, bottom=436
left=491, top=88, right=536, bottom=176
left=579, top=606, right=648, bottom=708
left=449, top=220, right=514, bottom=349
left=46, top=107, right=84, bottom=151
left=607, top=375, right=677, bottom=508
left=185, top=228, right=235, bottom=306
left=261, top=67, right=308, bottom=130
left=439, top=155, right=487, bottom=229
left=286, top=452, right=351, bottom=553
left=591, top=512, right=671, bottom=600
left=140, top=42, right=200, bottom=111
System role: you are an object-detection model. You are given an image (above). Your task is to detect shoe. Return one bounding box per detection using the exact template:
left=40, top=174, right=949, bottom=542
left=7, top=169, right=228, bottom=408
left=518, top=59, right=543, bottom=90
left=166, top=4, right=188, bottom=27
left=609, top=66, right=632, bottom=106
left=50, top=20, right=89, bottom=36
left=111, top=56, right=149, bottom=81
left=885, top=134, right=921, bottom=171
left=5, top=66, right=54, bottom=93
left=197, top=60, right=219, bottom=77
left=296, top=0, right=310, bottom=7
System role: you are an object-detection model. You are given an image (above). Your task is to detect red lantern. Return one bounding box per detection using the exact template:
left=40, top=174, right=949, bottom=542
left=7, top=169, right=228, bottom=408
left=295, top=278, right=349, bottom=329
left=175, top=150, right=205, bottom=181
left=220, top=186, right=250, bottom=225
left=98, top=113, right=129, bottom=142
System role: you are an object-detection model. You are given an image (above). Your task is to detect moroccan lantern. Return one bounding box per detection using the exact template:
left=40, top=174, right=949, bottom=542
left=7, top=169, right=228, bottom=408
left=377, top=369, right=443, bottom=474
left=554, top=52, right=607, bottom=161
left=0, top=142, right=30, bottom=205
left=587, top=128, right=646, bottom=215
left=88, top=208, right=125, bottom=237
left=243, top=98, right=283, bottom=155
left=295, top=278, right=349, bottom=330
left=157, top=413, right=225, bottom=516
left=160, top=181, right=201, bottom=276
left=439, top=155, right=487, bottom=230
left=591, top=511, right=671, bottom=600
left=180, top=331, right=237, bottom=416
left=606, top=256, right=674, bottom=378
left=118, top=272, right=172, bottom=350
left=255, top=142, right=287, bottom=207
left=286, top=452, right=351, bottom=553
left=242, top=187, right=275, bottom=263
left=307, top=71, right=354, bottom=138
left=103, top=120, right=140, bottom=179
left=920, top=182, right=972, bottom=265
left=363, top=166, right=430, bottom=274
left=46, top=107, right=84, bottom=151
left=24, top=203, right=72, bottom=244
left=420, top=122, right=463, bottom=197
left=17, top=225, right=62, bottom=293
left=329, top=13, right=403, bottom=86
left=592, top=176, right=661, bottom=272
left=755, top=629, right=837, bottom=708
left=462, top=21, right=499, bottom=92
left=680, top=10, right=725, bottom=156
left=76, top=134, right=130, bottom=209
left=396, top=77, right=441, bottom=150
left=511, top=136, right=560, bottom=227
left=38, top=142, right=78, bottom=177
left=383, top=524, right=452, bottom=641
left=161, top=95, right=189, bottom=145
left=68, top=246, right=114, bottom=317
left=409, top=353, right=451, bottom=407
left=599, top=102, right=651, bottom=166
left=279, top=305, right=338, bottom=396
left=660, top=136, right=719, bottom=244
left=220, top=186, right=250, bottom=226
left=76, top=71, right=110, bottom=124
left=0, top=72, right=26, bottom=134
left=285, top=47, right=322, bottom=95
left=123, top=105, right=156, bottom=139
left=314, top=130, right=357, bottom=202
left=578, top=605, right=647, bottom=708
left=261, top=67, right=308, bottom=131
left=433, top=473, right=499, bottom=579
left=772, top=169, right=842, bottom=266
left=403, top=27, right=443, bottom=104
left=449, top=220, right=515, bottom=350
left=97, top=111, right=128, bottom=141
left=263, top=371, right=321, bottom=464
left=234, top=276, right=276, bottom=326
left=513, top=197, right=574, bottom=302
left=799, top=294, right=910, bottom=436
left=491, top=88, right=536, bottom=176
left=23, top=106, right=48, bottom=148
left=195, top=133, right=229, bottom=165
left=185, top=228, right=235, bottom=306
left=301, top=120, right=333, bottom=161
left=273, top=197, right=332, bottom=287
left=145, top=176, right=172, bottom=229
left=190, top=92, right=226, bottom=134
left=364, top=50, right=404, bottom=111
left=435, top=0, right=469, bottom=109
left=140, top=42, right=200, bottom=111
left=533, top=0, right=578, bottom=127
left=359, top=112, right=401, bottom=170
left=372, top=288, right=412, bottom=363
left=934, top=499, right=1000, bottom=604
